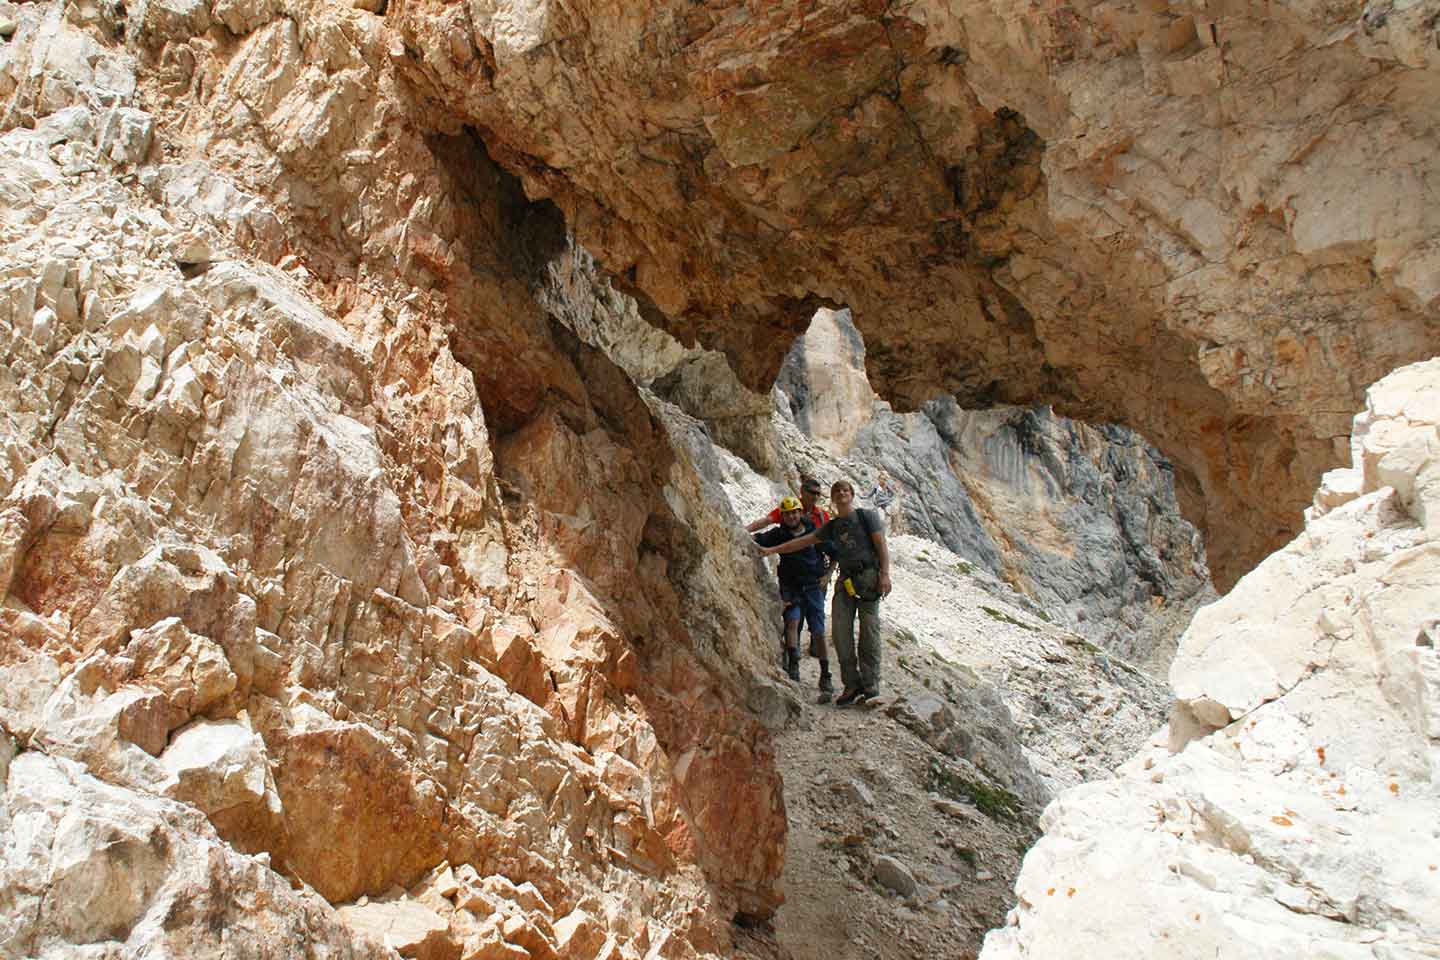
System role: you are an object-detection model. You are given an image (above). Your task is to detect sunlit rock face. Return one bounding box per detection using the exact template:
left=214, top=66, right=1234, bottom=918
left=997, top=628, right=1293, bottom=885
left=775, top=308, right=875, bottom=460
left=981, top=358, right=1440, bottom=960
left=388, top=0, right=1440, bottom=588
left=0, top=1, right=786, bottom=955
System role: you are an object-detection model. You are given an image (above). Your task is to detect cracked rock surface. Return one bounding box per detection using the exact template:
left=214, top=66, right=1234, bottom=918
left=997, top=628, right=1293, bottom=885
left=1, top=3, right=789, bottom=954
left=982, top=359, right=1440, bottom=959
left=390, top=0, right=1440, bottom=588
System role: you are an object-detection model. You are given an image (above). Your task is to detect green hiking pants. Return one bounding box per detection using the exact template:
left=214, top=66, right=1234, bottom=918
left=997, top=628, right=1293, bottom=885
left=831, top=587, right=881, bottom=693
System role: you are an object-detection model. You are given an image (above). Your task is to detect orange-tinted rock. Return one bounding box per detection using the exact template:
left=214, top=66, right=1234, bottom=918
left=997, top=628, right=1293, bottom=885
left=270, top=723, right=449, bottom=903
left=114, top=691, right=188, bottom=756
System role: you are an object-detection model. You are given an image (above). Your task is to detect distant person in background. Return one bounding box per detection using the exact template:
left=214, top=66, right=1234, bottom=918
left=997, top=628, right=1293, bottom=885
left=867, top=471, right=896, bottom=511
left=759, top=479, right=890, bottom=706
left=751, top=497, right=835, bottom=697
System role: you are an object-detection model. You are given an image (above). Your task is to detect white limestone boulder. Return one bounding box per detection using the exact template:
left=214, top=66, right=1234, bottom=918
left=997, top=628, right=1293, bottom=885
left=336, top=896, right=461, bottom=960
left=160, top=718, right=282, bottom=821
left=34, top=104, right=95, bottom=145
left=211, top=0, right=276, bottom=35
left=982, top=358, right=1440, bottom=959
left=96, top=107, right=153, bottom=165
left=127, top=0, right=210, bottom=45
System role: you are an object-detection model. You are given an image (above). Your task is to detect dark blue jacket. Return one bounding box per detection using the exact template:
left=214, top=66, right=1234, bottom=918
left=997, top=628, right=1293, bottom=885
left=754, top=518, right=833, bottom=587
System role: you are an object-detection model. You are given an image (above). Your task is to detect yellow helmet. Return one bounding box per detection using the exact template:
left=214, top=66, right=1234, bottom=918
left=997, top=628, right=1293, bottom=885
left=778, top=496, right=802, bottom=512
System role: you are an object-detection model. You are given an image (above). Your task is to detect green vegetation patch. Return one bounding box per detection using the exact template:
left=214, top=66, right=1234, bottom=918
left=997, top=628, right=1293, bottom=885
left=930, top=764, right=1024, bottom=824
left=980, top=606, right=1036, bottom=632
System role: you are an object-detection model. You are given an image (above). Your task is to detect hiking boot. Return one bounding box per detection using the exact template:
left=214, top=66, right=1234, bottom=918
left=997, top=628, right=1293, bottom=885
left=815, top=665, right=834, bottom=704
left=784, top=648, right=801, bottom=682
left=835, top=687, right=864, bottom=707
left=855, top=686, right=880, bottom=704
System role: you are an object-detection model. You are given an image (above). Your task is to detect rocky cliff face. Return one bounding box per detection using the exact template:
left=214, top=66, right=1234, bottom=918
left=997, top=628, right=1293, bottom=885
left=0, top=3, right=790, bottom=955
left=777, top=309, right=1212, bottom=670
left=2, top=0, right=1437, bottom=956
left=386, top=0, right=1440, bottom=589
left=982, top=359, right=1440, bottom=959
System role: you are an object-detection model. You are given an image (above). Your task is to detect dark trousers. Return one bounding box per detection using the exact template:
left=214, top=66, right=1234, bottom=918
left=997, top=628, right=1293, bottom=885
left=831, top=588, right=880, bottom=692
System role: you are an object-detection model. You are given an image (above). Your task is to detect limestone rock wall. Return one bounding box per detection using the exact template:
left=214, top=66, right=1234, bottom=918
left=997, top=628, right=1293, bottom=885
left=386, top=0, right=1440, bottom=588
left=4, top=0, right=1437, bottom=953
left=981, top=358, right=1440, bottom=959
left=896, top=402, right=1212, bottom=669
left=773, top=308, right=873, bottom=459
left=538, top=241, right=785, bottom=477
left=0, top=1, right=789, bottom=956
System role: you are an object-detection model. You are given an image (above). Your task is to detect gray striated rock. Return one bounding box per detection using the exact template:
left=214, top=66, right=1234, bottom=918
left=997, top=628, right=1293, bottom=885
left=779, top=309, right=1214, bottom=672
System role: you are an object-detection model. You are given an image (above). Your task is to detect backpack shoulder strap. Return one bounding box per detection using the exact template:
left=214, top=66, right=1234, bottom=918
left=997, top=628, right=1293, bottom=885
left=857, top=508, right=877, bottom=537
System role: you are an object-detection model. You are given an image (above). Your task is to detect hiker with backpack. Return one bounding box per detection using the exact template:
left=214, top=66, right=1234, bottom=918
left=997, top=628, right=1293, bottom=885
left=752, top=496, right=837, bottom=700
left=758, top=479, right=890, bottom=706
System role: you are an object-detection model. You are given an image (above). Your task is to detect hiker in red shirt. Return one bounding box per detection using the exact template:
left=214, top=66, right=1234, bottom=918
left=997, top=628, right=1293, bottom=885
left=746, top=475, right=831, bottom=533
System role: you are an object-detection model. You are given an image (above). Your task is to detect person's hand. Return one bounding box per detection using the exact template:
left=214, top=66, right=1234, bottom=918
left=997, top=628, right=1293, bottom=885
left=758, top=545, right=775, bottom=557
left=879, top=572, right=892, bottom=597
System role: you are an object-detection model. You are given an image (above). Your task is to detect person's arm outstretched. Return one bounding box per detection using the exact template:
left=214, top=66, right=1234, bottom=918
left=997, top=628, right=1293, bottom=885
left=759, top=531, right=819, bottom=556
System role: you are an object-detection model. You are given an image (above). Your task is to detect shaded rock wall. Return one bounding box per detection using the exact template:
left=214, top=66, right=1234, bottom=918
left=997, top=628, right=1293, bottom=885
left=388, top=0, right=1440, bottom=589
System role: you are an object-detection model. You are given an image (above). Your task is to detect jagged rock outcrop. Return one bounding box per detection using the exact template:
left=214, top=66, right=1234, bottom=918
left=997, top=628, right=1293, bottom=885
left=774, top=309, right=874, bottom=460
left=387, top=0, right=1440, bottom=589
left=538, top=241, right=785, bottom=476
left=981, top=358, right=1440, bottom=959
left=3, top=742, right=395, bottom=958
left=3, top=0, right=1437, bottom=955
left=776, top=309, right=1212, bottom=669
left=0, top=3, right=791, bottom=955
